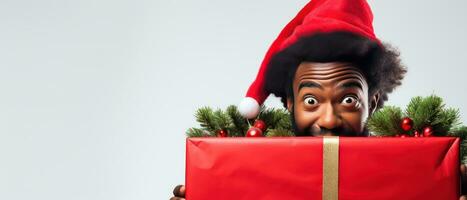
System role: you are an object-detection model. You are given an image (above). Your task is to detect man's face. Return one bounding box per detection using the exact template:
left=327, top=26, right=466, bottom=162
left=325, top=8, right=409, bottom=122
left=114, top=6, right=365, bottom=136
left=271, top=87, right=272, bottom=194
left=287, top=62, right=378, bottom=136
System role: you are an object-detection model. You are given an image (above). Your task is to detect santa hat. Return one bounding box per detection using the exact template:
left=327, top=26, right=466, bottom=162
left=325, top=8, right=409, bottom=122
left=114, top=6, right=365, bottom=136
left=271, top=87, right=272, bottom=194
left=238, top=0, right=380, bottom=119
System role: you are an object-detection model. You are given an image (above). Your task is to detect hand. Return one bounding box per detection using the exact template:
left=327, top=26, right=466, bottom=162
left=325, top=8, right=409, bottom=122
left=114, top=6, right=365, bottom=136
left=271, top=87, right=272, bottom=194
left=461, top=165, right=466, bottom=200
left=170, top=185, right=185, bottom=200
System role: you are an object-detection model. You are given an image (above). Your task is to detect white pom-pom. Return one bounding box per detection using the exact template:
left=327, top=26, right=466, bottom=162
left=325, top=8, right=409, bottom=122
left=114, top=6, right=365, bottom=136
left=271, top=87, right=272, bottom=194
left=238, top=97, right=260, bottom=119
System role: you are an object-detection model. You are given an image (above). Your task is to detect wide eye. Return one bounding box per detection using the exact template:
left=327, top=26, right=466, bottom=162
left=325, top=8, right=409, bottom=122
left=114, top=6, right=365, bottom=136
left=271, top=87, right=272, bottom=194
left=304, top=96, right=318, bottom=106
left=341, top=95, right=359, bottom=107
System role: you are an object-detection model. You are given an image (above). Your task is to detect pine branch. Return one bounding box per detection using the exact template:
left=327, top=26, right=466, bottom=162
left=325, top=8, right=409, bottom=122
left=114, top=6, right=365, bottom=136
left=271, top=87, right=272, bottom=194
left=405, top=95, right=444, bottom=130
left=195, top=107, right=218, bottom=132
left=432, top=108, right=460, bottom=136
left=214, top=109, right=232, bottom=130
left=226, top=105, right=248, bottom=137
left=258, top=107, right=275, bottom=128
left=367, top=106, right=403, bottom=136
left=186, top=128, right=211, bottom=137
left=404, top=95, right=461, bottom=136
left=259, top=107, right=291, bottom=129
left=266, top=128, right=295, bottom=137
left=275, top=113, right=292, bottom=130
left=188, top=105, right=293, bottom=138
left=448, top=126, right=467, bottom=164
left=405, top=96, right=422, bottom=124
left=420, top=95, right=444, bottom=126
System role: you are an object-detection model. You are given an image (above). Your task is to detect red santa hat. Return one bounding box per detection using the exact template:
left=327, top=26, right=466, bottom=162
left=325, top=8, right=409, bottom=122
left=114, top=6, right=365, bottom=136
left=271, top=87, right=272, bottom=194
left=238, top=0, right=380, bottom=118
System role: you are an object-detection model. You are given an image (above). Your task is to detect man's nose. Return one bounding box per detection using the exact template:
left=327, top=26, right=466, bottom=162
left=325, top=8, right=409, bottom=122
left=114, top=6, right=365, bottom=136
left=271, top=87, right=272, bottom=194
left=316, top=103, right=342, bottom=130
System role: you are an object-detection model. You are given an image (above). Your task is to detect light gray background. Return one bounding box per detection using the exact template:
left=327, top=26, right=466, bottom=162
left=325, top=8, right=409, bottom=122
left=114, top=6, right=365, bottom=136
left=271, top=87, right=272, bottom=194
left=1, top=0, right=466, bottom=199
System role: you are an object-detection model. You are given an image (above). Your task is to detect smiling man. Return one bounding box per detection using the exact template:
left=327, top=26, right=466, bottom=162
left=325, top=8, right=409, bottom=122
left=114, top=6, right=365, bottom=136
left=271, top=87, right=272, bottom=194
left=291, top=62, right=372, bottom=136
left=263, top=31, right=405, bottom=137
left=170, top=0, right=465, bottom=199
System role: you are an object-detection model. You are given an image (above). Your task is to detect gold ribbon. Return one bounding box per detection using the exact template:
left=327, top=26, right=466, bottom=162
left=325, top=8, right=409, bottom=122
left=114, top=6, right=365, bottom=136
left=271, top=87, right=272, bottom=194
left=322, top=136, right=339, bottom=200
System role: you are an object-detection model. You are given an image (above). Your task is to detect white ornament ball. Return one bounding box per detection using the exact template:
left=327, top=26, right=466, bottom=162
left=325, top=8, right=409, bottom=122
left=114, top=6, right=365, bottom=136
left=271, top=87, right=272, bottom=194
left=238, top=97, right=260, bottom=119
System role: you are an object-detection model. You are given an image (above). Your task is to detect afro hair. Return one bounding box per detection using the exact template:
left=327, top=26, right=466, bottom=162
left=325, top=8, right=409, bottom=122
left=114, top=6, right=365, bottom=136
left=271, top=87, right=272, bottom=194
left=264, top=31, right=406, bottom=110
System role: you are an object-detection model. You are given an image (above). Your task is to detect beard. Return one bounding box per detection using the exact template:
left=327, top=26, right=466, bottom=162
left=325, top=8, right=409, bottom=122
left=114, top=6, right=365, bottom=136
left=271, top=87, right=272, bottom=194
left=290, top=105, right=369, bottom=137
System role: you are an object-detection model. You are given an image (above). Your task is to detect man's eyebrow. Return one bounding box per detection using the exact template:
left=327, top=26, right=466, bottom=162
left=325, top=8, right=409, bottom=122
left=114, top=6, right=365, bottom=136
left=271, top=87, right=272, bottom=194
left=339, top=81, right=363, bottom=90
left=298, top=81, right=323, bottom=91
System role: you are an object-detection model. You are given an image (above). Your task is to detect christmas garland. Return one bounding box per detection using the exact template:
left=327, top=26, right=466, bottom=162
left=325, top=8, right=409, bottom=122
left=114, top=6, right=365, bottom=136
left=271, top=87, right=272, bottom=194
left=367, top=95, right=467, bottom=163
left=186, top=95, right=467, bottom=163
left=186, top=105, right=294, bottom=137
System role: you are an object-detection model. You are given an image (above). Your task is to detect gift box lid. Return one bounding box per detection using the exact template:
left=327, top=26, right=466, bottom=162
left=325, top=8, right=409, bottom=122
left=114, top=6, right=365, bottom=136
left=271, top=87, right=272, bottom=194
left=186, top=137, right=460, bottom=200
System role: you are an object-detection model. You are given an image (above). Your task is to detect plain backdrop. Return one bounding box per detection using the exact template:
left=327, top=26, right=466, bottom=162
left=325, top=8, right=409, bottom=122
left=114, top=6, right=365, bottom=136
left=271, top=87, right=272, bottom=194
left=1, top=0, right=467, bottom=199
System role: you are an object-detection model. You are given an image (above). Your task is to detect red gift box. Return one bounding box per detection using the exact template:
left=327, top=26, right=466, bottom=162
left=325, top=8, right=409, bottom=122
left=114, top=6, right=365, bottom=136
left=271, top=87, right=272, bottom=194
left=185, top=137, right=460, bottom=200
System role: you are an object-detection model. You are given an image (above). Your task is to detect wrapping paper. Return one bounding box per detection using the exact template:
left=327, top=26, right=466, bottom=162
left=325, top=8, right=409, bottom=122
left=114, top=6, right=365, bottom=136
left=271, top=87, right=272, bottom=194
left=185, top=137, right=459, bottom=200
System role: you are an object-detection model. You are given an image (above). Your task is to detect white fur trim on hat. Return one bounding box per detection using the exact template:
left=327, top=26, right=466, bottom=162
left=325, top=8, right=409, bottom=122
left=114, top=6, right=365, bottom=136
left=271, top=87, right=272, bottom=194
left=238, top=97, right=260, bottom=119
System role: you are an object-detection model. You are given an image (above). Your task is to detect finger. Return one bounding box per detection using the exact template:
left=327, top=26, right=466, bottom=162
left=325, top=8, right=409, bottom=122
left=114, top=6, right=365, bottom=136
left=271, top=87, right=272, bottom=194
left=180, top=185, right=186, bottom=196
left=173, top=185, right=186, bottom=197
left=170, top=197, right=185, bottom=200
left=459, top=196, right=467, bottom=200
left=172, top=185, right=182, bottom=196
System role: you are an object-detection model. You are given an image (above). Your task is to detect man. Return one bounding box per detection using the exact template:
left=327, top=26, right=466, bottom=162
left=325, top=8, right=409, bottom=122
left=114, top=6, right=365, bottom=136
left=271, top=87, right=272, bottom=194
left=261, top=31, right=404, bottom=137
left=170, top=0, right=466, bottom=199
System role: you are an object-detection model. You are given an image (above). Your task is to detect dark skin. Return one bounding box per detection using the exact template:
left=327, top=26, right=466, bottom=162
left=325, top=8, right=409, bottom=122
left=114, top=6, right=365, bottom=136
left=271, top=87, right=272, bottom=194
left=288, top=62, right=376, bottom=136
left=170, top=62, right=467, bottom=200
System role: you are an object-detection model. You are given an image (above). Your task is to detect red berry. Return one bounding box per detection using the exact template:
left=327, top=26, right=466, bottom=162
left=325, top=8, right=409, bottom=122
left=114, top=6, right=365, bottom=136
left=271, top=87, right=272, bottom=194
left=246, top=127, right=263, bottom=137
left=414, top=130, right=420, bottom=137
left=400, top=134, right=409, bottom=138
left=217, top=129, right=228, bottom=137
left=253, top=119, right=267, bottom=131
left=423, top=126, right=433, bottom=137
left=400, top=117, right=414, bottom=132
